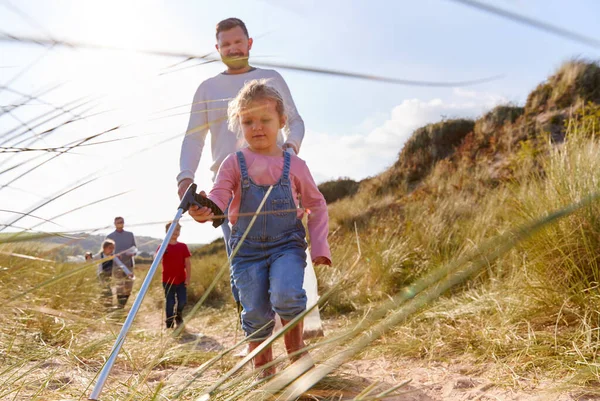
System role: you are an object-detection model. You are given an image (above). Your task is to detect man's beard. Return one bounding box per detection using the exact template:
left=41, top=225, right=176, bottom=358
left=222, top=53, right=249, bottom=70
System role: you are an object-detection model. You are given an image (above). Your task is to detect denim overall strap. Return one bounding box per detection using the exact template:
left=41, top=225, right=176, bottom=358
left=232, top=150, right=261, bottom=239
left=280, top=151, right=291, bottom=186
left=236, top=151, right=250, bottom=189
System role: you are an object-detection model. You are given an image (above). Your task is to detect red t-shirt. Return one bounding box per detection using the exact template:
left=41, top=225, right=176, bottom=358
left=159, top=242, right=191, bottom=285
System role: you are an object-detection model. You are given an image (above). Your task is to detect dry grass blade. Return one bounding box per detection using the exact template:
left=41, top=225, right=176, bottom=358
left=0, top=208, right=62, bottom=227
left=0, top=33, right=504, bottom=87
left=447, top=0, right=600, bottom=49
left=0, top=106, right=102, bottom=178
left=0, top=84, right=86, bottom=120
left=158, top=58, right=218, bottom=76
left=350, top=381, right=381, bottom=400
left=0, top=125, right=118, bottom=191
left=1, top=0, right=55, bottom=39
left=1, top=136, right=139, bottom=153
left=0, top=44, right=55, bottom=91
left=1, top=92, right=89, bottom=129
left=10, top=124, right=132, bottom=155
left=0, top=156, right=40, bottom=176
left=156, top=97, right=235, bottom=114
left=0, top=95, right=97, bottom=146
left=12, top=102, right=102, bottom=148
left=0, top=82, right=64, bottom=115
left=256, top=60, right=503, bottom=87
left=0, top=176, right=99, bottom=232
left=27, top=191, right=130, bottom=233
left=7, top=259, right=95, bottom=301
left=0, top=228, right=81, bottom=244
left=369, top=380, right=412, bottom=399
left=2, top=219, right=173, bottom=241
left=0, top=251, right=54, bottom=262
left=149, top=106, right=229, bottom=122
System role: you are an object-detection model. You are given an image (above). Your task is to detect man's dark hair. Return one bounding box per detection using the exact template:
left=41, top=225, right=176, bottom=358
left=114, top=216, right=124, bottom=222
left=216, top=18, right=249, bottom=39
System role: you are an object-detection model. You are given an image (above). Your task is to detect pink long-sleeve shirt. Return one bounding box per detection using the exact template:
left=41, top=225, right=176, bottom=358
left=208, top=148, right=330, bottom=262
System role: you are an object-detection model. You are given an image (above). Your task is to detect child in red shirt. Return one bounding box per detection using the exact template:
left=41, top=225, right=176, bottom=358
left=159, top=222, right=192, bottom=329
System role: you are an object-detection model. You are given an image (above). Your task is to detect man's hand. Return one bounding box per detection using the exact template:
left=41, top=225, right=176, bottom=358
left=189, top=190, right=214, bottom=223
left=313, top=256, right=331, bottom=266
left=125, top=246, right=138, bottom=256
left=178, top=178, right=193, bottom=200
left=283, top=143, right=298, bottom=155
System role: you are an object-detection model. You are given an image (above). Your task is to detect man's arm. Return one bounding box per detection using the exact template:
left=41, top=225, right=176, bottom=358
left=114, top=256, right=134, bottom=277
left=273, top=71, right=305, bottom=154
left=177, top=83, right=210, bottom=196
left=184, top=257, right=191, bottom=286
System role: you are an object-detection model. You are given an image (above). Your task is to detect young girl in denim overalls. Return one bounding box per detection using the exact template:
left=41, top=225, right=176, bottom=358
left=191, top=79, right=331, bottom=377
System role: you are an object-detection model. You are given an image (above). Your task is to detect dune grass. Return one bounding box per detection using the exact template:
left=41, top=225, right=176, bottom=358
left=2, top=127, right=600, bottom=399
left=3, top=61, right=600, bottom=400
left=319, top=109, right=600, bottom=392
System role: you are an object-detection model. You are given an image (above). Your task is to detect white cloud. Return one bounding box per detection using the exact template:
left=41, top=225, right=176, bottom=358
left=301, top=92, right=507, bottom=183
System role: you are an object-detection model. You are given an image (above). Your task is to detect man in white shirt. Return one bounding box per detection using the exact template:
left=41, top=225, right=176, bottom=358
left=177, top=18, right=320, bottom=338
left=177, top=17, right=305, bottom=286
left=177, top=17, right=304, bottom=199
left=177, top=18, right=322, bottom=342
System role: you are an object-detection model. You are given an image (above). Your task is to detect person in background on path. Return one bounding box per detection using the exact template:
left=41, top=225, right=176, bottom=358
left=96, top=239, right=133, bottom=309
left=191, top=80, right=331, bottom=378
left=106, top=216, right=137, bottom=308
left=158, top=221, right=192, bottom=329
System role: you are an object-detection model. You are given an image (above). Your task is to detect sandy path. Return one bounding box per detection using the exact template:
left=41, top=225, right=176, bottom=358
left=131, top=302, right=594, bottom=401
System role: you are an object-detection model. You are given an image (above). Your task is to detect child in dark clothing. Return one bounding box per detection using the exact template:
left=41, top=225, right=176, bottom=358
left=97, top=239, right=133, bottom=308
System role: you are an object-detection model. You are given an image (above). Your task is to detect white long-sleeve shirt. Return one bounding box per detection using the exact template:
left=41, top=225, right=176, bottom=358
left=177, top=68, right=305, bottom=183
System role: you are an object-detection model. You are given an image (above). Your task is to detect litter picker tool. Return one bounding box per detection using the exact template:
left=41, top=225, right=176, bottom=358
left=89, top=183, right=223, bottom=400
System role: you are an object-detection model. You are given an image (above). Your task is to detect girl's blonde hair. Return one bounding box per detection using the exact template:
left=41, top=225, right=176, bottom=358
left=227, top=79, right=287, bottom=136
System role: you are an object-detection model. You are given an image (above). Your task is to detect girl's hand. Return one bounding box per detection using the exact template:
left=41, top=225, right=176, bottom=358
left=189, top=190, right=215, bottom=223
left=189, top=204, right=214, bottom=223
left=313, top=256, right=331, bottom=266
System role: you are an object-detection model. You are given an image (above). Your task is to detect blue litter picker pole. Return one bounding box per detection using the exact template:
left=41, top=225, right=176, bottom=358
left=89, top=184, right=223, bottom=400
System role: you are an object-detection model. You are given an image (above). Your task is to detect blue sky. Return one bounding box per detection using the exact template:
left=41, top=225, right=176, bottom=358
left=1, top=0, right=599, bottom=246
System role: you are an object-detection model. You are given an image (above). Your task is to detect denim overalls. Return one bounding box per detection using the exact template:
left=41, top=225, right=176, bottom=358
left=229, top=150, right=308, bottom=340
